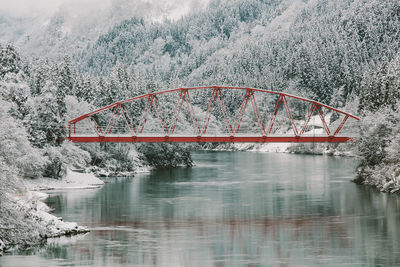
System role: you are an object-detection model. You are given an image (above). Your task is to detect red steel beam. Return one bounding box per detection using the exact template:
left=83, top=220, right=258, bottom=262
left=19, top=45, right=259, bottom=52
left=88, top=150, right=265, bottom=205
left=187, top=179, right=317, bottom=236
left=249, top=91, right=267, bottom=136
left=169, top=90, right=185, bottom=134
left=267, top=95, right=283, bottom=135
left=67, top=136, right=354, bottom=143
left=138, top=95, right=152, bottom=134
left=202, top=88, right=218, bottom=135
left=120, top=104, right=137, bottom=135
left=69, top=86, right=360, bottom=125
left=282, top=95, right=298, bottom=136
left=184, top=90, right=202, bottom=135
left=299, top=103, right=316, bottom=135
left=333, top=115, right=349, bottom=136
left=315, top=104, right=331, bottom=136
left=106, top=104, right=122, bottom=134
left=215, top=88, right=234, bottom=134
left=234, top=90, right=250, bottom=133
left=151, top=96, right=170, bottom=135
left=67, top=86, right=360, bottom=144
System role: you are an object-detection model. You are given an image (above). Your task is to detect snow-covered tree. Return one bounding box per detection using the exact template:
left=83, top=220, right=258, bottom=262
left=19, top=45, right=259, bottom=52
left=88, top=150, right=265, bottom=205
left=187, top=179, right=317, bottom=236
left=24, top=82, right=66, bottom=148
left=0, top=44, right=24, bottom=79
left=0, top=100, right=46, bottom=178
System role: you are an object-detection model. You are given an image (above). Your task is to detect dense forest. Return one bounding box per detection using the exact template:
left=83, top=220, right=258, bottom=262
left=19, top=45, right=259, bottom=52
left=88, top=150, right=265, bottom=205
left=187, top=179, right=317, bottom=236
left=1, top=0, right=400, bottom=250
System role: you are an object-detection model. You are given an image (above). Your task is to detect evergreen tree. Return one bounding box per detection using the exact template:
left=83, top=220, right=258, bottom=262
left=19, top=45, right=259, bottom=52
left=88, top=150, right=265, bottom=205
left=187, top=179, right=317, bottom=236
left=24, top=82, right=66, bottom=148
left=0, top=44, right=24, bottom=79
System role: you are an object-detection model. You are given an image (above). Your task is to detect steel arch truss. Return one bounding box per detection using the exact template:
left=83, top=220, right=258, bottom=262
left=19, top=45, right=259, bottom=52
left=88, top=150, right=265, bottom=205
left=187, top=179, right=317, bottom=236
left=67, top=86, right=359, bottom=143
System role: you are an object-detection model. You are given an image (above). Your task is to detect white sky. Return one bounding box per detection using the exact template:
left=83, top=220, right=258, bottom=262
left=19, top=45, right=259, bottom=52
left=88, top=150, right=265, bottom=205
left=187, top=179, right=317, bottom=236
left=0, top=0, right=111, bottom=17
left=0, top=0, right=61, bottom=16
left=0, top=0, right=209, bottom=19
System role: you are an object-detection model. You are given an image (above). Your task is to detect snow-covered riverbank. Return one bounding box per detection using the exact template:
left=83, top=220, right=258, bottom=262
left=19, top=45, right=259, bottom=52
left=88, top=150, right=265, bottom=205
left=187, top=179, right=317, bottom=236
left=205, top=141, right=357, bottom=157
left=204, top=114, right=359, bottom=157
left=0, top=190, right=89, bottom=255
left=354, top=163, right=400, bottom=194
left=0, top=169, right=107, bottom=255
left=24, top=168, right=105, bottom=191
left=0, top=164, right=154, bottom=255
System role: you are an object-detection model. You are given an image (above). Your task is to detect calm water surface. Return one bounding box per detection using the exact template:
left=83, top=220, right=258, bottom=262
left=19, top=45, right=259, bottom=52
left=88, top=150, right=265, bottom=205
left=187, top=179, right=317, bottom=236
left=2, top=151, right=400, bottom=266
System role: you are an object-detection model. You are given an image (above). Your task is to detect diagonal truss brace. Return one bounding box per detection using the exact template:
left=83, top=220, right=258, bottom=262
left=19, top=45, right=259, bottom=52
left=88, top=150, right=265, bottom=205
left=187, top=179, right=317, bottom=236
left=282, top=95, right=298, bottom=136
left=333, top=115, right=349, bottom=136
left=267, top=95, right=283, bottom=135
left=88, top=116, right=104, bottom=136
left=249, top=91, right=267, bottom=136
left=202, top=88, right=218, bottom=135
left=315, top=104, right=331, bottom=136
left=120, top=104, right=137, bottom=136
left=299, top=103, right=316, bottom=135
left=151, top=95, right=170, bottom=135
left=136, top=95, right=171, bottom=136
left=233, top=90, right=251, bottom=134
left=184, top=90, right=202, bottom=135
left=138, top=95, right=152, bottom=134
left=233, top=90, right=266, bottom=136
left=167, top=89, right=201, bottom=135
left=215, top=88, right=234, bottom=135
left=67, top=87, right=358, bottom=143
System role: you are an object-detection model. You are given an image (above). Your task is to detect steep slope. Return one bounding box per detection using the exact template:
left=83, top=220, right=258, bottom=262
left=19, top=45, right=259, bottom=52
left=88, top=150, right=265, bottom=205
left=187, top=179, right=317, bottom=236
left=78, top=0, right=400, bottom=106
left=0, top=0, right=210, bottom=60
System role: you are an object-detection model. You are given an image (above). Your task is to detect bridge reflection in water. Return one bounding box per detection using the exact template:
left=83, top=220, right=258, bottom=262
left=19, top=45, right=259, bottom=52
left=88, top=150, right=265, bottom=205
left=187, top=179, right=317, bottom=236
left=83, top=214, right=350, bottom=266
left=67, top=86, right=359, bottom=143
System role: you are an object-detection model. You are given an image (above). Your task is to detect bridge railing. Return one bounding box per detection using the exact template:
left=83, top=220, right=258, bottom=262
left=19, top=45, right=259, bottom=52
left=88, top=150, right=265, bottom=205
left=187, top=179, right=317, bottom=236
left=67, top=86, right=360, bottom=143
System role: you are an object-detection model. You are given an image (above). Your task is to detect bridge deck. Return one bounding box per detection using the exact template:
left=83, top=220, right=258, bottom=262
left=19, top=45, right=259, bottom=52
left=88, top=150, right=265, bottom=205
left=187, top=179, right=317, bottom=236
left=67, top=135, right=354, bottom=143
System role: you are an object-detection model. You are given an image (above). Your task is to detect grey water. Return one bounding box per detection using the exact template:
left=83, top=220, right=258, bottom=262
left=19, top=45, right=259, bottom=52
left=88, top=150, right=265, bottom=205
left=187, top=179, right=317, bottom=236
left=2, top=151, right=400, bottom=266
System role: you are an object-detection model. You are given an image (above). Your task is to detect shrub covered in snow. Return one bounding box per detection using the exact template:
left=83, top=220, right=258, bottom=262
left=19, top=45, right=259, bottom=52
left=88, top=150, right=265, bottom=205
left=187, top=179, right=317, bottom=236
left=0, top=190, right=89, bottom=253
left=137, top=143, right=193, bottom=168
left=355, top=106, right=400, bottom=193
left=0, top=100, right=47, bottom=179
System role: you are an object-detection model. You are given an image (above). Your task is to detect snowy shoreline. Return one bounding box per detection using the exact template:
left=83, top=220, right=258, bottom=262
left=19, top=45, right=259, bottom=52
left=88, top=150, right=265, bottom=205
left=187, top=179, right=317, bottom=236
left=0, top=190, right=90, bottom=255
left=0, top=166, right=153, bottom=255
left=0, top=169, right=106, bottom=255
left=204, top=141, right=357, bottom=157
left=354, top=163, right=400, bottom=194
left=24, top=168, right=105, bottom=191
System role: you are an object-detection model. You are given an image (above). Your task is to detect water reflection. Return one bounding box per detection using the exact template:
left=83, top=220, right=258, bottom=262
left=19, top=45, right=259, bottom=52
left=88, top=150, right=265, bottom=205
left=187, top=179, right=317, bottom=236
left=2, top=152, right=400, bottom=266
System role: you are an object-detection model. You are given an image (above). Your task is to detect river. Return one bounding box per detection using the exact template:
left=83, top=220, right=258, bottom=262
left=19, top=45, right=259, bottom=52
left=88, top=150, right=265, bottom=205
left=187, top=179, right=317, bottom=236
left=2, top=151, right=400, bottom=266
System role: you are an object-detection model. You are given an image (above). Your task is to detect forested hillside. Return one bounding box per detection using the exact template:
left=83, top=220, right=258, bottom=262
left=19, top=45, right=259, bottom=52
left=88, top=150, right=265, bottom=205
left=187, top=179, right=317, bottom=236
left=1, top=0, right=400, bottom=251
left=77, top=0, right=399, bottom=107
left=74, top=0, right=400, bottom=191
left=1, top=0, right=399, bottom=190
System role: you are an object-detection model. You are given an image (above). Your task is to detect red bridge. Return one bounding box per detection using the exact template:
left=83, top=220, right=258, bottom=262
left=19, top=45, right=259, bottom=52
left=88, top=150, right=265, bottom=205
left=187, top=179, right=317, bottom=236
left=67, top=86, right=359, bottom=143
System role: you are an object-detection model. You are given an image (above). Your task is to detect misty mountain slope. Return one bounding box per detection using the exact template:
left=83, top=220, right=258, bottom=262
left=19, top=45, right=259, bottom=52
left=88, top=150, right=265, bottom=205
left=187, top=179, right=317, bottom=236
left=77, top=0, right=285, bottom=75
left=12, top=3, right=144, bottom=59
left=0, top=15, right=39, bottom=44
left=77, top=0, right=400, bottom=107
left=0, top=0, right=210, bottom=60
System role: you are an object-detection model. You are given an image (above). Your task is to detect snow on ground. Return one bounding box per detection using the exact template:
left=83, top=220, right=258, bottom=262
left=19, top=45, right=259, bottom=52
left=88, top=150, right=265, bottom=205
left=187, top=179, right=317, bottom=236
left=12, top=191, right=89, bottom=239
left=0, top=169, right=102, bottom=253
left=208, top=142, right=292, bottom=153
left=209, top=113, right=348, bottom=155
left=24, top=168, right=105, bottom=191
left=134, top=166, right=152, bottom=173
left=233, top=142, right=292, bottom=153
